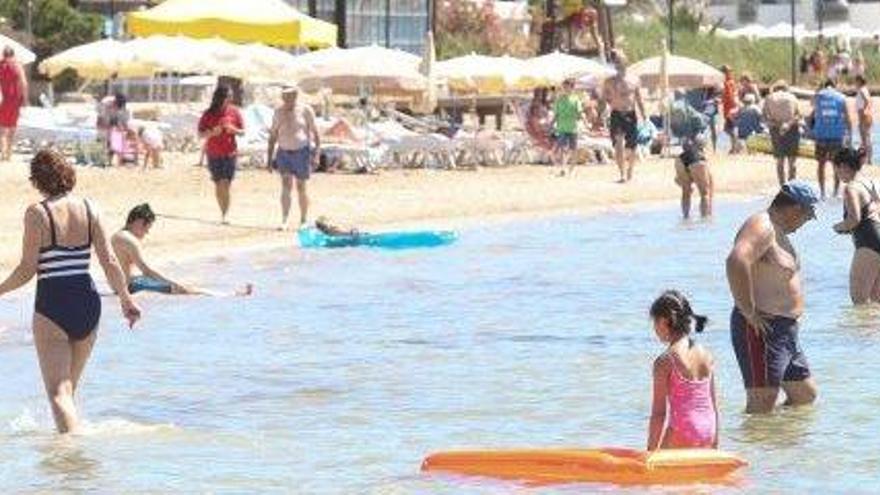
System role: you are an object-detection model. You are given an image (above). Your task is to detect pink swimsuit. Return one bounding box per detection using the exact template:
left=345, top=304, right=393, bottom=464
left=667, top=356, right=717, bottom=448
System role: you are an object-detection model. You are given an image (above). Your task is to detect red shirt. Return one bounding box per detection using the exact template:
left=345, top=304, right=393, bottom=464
left=198, top=105, right=244, bottom=158
left=722, top=77, right=738, bottom=120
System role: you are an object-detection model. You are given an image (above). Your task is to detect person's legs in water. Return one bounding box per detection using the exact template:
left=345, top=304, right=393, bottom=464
left=215, top=180, right=231, bottom=224
left=817, top=155, right=828, bottom=200
left=745, top=387, right=781, bottom=414
left=775, top=156, right=786, bottom=186
left=781, top=379, right=818, bottom=407
left=850, top=248, right=880, bottom=304
left=674, top=158, right=693, bottom=219
left=691, top=163, right=713, bottom=218
left=861, top=123, right=873, bottom=165
left=33, top=314, right=89, bottom=433
left=280, top=174, right=294, bottom=229
left=70, top=330, right=97, bottom=399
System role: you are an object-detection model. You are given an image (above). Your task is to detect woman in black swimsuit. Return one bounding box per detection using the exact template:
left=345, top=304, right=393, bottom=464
left=832, top=147, right=880, bottom=304
left=0, top=149, right=140, bottom=433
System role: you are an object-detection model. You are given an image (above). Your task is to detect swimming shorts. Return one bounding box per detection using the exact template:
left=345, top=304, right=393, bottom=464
left=815, top=139, right=843, bottom=163
left=555, top=132, right=577, bottom=151
left=208, top=155, right=237, bottom=182
left=609, top=110, right=638, bottom=150
left=275, top=147, right=311, bottom=180
left=730, top=307, right=811, bottom=389
left=129, top=275, right=174, bottom=294
left=770, top=125, right=801, bottom=159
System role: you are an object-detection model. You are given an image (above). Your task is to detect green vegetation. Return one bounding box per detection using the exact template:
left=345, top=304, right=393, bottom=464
left=0, top=0, right=102, bottom=89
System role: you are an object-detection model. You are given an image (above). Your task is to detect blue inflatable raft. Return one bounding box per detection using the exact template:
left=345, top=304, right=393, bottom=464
left=297, top=228, right=457, bottom=250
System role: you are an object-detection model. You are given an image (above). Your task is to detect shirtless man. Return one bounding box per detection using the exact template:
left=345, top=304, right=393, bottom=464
left=602, top=50, right=645, bottom=183
left=726, top=181, right=819, bottom=413
left=112, top=203, right=251, bottom=296
left=267, top=85, right=321, bottom=230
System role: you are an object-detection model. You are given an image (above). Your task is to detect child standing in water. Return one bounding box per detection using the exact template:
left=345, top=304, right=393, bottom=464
left=647, top=290, right=718, bottom=450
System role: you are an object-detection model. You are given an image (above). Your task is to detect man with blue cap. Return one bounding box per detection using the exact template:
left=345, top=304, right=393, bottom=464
left=726, top=180, right=819, bottom=413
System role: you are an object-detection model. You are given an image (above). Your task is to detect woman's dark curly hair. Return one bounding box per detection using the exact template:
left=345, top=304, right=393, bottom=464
left=30, top=148, right=76, bottom=197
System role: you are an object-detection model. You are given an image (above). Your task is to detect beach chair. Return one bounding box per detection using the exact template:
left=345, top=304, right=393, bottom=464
left=368, top=120, right=456, bottom=169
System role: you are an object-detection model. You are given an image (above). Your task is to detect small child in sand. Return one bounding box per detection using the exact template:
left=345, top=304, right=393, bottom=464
left=647, top=290, right=718, bottom=451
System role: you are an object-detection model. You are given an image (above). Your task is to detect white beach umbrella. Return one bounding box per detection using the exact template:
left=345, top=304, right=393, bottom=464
left=40, top=38, right=154, bottom=79
left=629, top=55, right=723, bottom=89
left=523, top=51, right=615, bottom=87
left=727, top=24, right=768, bottom=39
left=819, top=23, right=872, bottom=40
left=436, top=53, right=528, bottom=93
left=762, top=22, right=810, bottom=40
left=0, top=34, right=36, bottom=65
left=292, top=45, right=426, bottom=95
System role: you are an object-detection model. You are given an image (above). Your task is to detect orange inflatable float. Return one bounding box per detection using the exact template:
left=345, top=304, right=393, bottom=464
left=421, top=447, right=747, bottom=486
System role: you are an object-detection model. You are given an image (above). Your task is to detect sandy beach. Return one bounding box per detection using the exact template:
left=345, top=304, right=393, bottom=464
left=0, top=150, right=870, bottom=271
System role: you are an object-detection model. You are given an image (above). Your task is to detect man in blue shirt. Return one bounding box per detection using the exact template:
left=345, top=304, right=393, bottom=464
left=811, top=79, right=852, bottom=199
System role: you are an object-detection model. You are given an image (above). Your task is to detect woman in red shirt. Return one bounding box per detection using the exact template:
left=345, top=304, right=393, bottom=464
left=198, top=86, right=244, bottom=224
left=0, top=46, right=27, bottom=162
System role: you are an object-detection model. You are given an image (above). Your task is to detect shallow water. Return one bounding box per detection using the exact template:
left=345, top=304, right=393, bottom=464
left=0, top=197, right=878, bottom=493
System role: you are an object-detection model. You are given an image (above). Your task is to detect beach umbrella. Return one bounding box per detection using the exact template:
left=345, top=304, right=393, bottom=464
left=436, top=53, right=528, bottom=93
left=39, top=38, right=155, bottom=79
left=817, top=23, right=872, bottom=40
left=523, top=51, right=615, bottom=87
left=629, top=55, right=723, bottom=90
left=291, top=45, right=426, bottom=95
left=127, top=0, right=337, bottom=48
left=127, top=36, right=298, bottom=82
left=761, top=22, right=809, bottom=40
left=727, top=24, right=768, bottom=39
left=413, top=31, right=438, bottom=114
left=0, top=34, right=36, bottom=65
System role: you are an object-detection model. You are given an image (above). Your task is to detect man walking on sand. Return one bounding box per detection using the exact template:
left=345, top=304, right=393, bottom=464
left=763, top=81, right=802, bottom=186
left=267, top=86, right=320, bottom=230
left=726, top=181, right=819, bottom=414
left=602, top=50, right=645, bottom=183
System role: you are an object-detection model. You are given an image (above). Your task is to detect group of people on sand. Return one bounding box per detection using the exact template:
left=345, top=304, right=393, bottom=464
left=721, top=65, right=874, bottom=199
left=198, top=84, right=321, bottom=230
left=525, top=50, right=646, bottom=181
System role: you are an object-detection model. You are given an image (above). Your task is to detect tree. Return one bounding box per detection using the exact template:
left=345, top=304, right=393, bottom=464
left=0, top=0, right=102, bottom=90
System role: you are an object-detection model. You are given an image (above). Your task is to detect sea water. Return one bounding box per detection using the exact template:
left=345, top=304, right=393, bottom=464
left=0, top=198, right=877, bottom=493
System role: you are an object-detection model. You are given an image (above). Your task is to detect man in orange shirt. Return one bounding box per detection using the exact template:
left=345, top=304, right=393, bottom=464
left=721, top=65, right=740, bottom=154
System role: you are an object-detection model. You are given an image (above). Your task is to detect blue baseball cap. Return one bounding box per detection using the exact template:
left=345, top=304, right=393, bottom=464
left=781, top=180, right=819, bottom=218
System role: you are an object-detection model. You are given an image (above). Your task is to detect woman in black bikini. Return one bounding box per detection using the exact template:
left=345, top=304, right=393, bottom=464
left=832, top=147, right=880, bottom=304
left=0, top=149, right=140, bottom=433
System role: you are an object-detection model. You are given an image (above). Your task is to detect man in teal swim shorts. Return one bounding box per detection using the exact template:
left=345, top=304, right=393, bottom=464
left=112, top=204, right=252, bottom=297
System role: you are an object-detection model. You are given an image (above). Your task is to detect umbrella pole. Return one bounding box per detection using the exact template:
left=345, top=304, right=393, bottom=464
left=148, top=75, right=154, bottom=102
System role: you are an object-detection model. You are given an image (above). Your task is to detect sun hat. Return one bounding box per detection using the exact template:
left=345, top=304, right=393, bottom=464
left=781, top=180, right=819, bottom=218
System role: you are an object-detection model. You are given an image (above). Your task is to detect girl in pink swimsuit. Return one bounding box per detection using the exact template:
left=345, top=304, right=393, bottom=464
left=647, top=290, right=719, bottom=450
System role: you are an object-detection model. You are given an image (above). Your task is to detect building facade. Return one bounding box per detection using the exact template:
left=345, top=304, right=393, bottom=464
left=285, top=0, right=433, bottom=54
